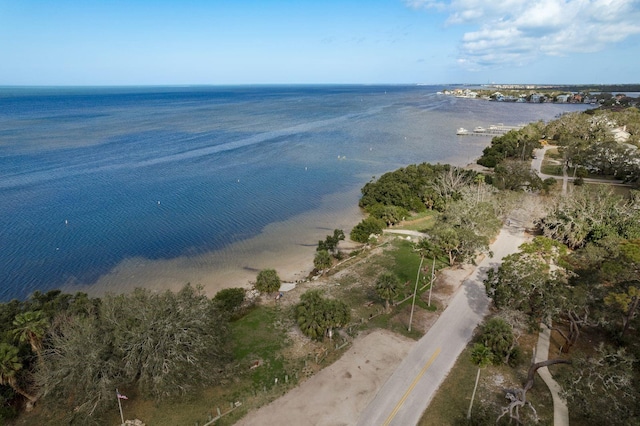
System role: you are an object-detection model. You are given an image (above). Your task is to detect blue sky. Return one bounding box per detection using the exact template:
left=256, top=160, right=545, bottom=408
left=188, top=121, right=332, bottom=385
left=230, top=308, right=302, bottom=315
left=1, top=0, right=639, bottom=85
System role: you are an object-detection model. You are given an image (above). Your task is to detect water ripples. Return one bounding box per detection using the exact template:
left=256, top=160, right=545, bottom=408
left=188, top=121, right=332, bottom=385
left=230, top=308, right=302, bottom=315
left=0, top=86, right=591, bottom=300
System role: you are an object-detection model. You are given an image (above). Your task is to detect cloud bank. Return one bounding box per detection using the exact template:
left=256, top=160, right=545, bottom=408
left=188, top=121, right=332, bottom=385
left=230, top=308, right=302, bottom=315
left=407, top=0, right=640, bottom=70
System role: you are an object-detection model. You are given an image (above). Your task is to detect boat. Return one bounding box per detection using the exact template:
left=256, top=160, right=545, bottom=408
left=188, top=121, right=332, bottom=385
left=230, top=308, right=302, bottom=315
left=456, top=127, right=470, bottom=135
left=473, top=126, right=487, bottom=133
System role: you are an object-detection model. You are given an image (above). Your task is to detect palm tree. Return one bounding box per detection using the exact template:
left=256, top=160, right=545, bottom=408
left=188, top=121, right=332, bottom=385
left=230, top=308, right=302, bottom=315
left=296, top=290, right=326, bottom=340
left=297, top=302, right=325, bottom=340
left=375, top=273, right=400, bottom=313
left=322, top=299, right=350, bottom=340
left=467, top=343, right=493, bottom=420
left=0, top=343, right=36, bottom=403
left=12, top=310, right=48, bottom=360
left=255, top=269, right=281, bottom=296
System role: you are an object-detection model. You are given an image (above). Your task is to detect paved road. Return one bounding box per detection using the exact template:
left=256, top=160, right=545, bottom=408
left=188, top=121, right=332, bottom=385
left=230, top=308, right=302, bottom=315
left=356, top=226, right=528, bottom=426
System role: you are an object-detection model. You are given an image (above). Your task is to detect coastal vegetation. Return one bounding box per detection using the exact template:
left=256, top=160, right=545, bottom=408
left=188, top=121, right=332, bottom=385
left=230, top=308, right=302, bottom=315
left=478, top=106, right=640, bottom=185
left=0, top=285, right=232, bottom=424
left=3, top=105, right=640, bottom=425
left=427, top=106, right=640, bottom=424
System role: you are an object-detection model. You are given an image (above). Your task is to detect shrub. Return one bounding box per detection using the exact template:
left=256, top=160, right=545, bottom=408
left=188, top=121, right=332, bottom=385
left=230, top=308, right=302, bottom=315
left=350, top=217, right=385, bottom=243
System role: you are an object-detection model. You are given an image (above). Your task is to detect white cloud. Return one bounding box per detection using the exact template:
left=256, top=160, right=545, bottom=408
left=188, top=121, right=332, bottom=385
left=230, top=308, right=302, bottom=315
left=410, top=0, right=640, bottom=70
left=404, top=0, right=448, bottom=11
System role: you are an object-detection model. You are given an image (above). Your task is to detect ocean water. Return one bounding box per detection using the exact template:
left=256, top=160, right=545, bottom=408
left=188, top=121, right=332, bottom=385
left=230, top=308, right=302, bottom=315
left=0, top=86, right=590, bottom=301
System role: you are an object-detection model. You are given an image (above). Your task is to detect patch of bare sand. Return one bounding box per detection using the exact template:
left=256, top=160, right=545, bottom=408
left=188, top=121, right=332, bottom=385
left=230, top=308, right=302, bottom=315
left=236, top=330, right=414, bottom=426
left=431, top=263, right=475, bottom=306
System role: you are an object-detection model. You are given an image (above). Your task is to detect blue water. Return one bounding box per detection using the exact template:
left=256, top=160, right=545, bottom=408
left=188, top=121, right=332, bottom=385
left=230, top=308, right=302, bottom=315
left=0, top=86, right=590, bottom=301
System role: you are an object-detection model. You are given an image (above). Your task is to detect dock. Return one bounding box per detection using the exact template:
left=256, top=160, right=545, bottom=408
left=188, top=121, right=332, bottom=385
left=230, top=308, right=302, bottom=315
left=456, top=124, right=524, bottom=136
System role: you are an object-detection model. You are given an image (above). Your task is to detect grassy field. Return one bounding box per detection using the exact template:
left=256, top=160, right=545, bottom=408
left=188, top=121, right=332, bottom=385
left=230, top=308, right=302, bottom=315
left=394, top=211, right=437, bottom=232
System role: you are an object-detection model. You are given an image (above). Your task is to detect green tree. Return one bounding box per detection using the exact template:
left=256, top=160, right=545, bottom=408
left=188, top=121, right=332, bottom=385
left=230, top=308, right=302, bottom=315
left=536, top=187, right=639, bottom=249
left=493, top=159, right=543, bottom=191
left=37, top=315, right=120, bottom=423
left=212, top=288, right=246, bottom=316
left=359, top=163, right=450, bottom=212
left=350, top=217, right=385, bottom=243
left=322, top=299, right=351, bottom=340
left=367, top=205, right=409, bottom=227
left=541, top=177, right=557, bottom=194
left=295, top=290, right=350, bottom=341
left=37, top=284, right=231, bottom=423
left=375, top=273, right=400, bottom=312
left=317, top=229, right=345, bottom=256
left=479, top=317, right=517, bottom=365
left=485, top=251, right=560, bottom=322
left=604, top=284, right=639, bottom=339
left=0, top=343, right=35, bottom=404
left=255, top=269, right=281, bottom=295
left=314, top=249, right=333, bottom=274
left=12, top=310, right=48, bottom=361
left=295, top=291, right=325, bottom=340
left=430, top=226, right=490, bottom=266
left=438, top=199, right=501, bottom=241
left=557, top=345, right=638, bottom=425
left=102, top=285, right=230, bottom=400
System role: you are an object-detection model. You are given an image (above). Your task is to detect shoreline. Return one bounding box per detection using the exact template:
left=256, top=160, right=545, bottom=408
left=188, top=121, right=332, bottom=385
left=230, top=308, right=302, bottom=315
left=59, top=155, right=480, bottom=300
left=61, top=187, right=366, bottom=298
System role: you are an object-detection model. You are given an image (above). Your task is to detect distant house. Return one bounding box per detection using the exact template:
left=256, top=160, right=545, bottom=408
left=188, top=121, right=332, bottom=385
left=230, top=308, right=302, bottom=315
left=556, top=94, right=571, bottom=103
left=530, top=93, right=544, bottom=103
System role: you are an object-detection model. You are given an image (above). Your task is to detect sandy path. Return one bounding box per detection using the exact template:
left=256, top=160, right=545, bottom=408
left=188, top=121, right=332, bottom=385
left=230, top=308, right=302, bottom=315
left=236, top=330, right=415, bottom=426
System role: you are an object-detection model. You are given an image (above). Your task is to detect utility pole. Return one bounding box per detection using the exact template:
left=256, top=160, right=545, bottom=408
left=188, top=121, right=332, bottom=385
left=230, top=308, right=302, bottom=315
left=427, top=257, right=436, bottom=307
left=408, top=256, right=424, bottom=332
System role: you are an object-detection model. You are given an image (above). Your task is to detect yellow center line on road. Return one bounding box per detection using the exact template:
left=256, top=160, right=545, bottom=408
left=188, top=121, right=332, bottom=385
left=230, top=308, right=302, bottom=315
left=382, top=347, right=441, bottom=426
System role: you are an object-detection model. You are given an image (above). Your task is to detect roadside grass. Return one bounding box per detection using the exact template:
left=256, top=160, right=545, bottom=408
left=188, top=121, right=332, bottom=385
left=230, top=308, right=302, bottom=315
left=541, top=163, right=563, bottom=175
left=230, top=307, right=290, bottom=389
left=541, top=147, right=563, bottom=175
left=421, top=333, right=553, bottom=425
left=396, top=211, right=437, bottom=232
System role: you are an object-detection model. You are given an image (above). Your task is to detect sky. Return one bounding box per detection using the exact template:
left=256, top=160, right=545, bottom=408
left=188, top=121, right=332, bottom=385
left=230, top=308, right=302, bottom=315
left=1, top=0, right=639, bottom=85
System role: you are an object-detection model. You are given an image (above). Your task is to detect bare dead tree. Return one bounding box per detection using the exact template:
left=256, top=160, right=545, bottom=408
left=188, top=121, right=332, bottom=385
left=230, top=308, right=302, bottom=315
left=430, top=167, right=471, bottom=200
left=497, top=358, right=571, bottom=424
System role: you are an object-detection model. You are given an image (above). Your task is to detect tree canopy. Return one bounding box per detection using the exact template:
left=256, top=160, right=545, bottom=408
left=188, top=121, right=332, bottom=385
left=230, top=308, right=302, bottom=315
left=255, top=269, right=282, bottom=294
left=295, top=290, right=350, bottom=341
left=22, top=285, right=232, bottom=424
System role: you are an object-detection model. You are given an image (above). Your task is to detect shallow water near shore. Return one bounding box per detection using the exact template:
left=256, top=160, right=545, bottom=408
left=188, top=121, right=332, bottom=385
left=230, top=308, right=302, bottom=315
left=0, top=86, right=590, bottom=300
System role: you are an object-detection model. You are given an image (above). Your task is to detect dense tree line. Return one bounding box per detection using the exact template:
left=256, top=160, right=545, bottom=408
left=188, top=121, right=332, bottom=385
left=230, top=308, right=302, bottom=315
left=351, top=163, right=502, bottom=268
left=477, top=122, right=544, bottom=168
left=484, top=187, right=640, bottom=424
left=477, top=108, right=640, bottom=185
left=358, top=163, right=470, bottom=213
left=0, top=285, right=233, bottom=424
